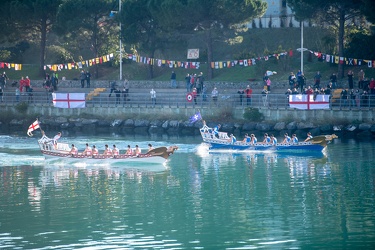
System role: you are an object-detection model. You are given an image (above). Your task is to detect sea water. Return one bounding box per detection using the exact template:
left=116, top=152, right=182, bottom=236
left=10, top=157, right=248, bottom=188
left=0, top=134, right=375, bottom=249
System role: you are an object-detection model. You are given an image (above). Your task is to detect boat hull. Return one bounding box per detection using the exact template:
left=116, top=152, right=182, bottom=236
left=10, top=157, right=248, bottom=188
left=199, top=123, right=337, bottom=153
left=41, top=150, right=168, bottom=165
left=206, top=141, right=325, bottom=151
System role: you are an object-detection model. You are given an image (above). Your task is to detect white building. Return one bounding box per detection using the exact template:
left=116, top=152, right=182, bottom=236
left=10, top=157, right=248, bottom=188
left=248, top=0, right=302, bottom=28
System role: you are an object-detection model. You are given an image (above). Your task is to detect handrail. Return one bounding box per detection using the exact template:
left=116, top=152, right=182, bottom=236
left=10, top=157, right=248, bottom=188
left=1, top=91, right=374, bottom=109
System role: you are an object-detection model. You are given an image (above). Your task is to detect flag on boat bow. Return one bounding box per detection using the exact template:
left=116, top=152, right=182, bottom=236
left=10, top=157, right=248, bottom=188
left=27, top=120, right=40, bottom=136
left=189, top=111, right=202, bottom=123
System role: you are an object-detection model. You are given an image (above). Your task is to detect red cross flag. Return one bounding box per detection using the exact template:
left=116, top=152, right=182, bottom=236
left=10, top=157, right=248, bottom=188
left=27, top=119, right=40, bottom=136
left=289, top=94, right=330, bottom=110
left=52, top=93, right=86, bottom=108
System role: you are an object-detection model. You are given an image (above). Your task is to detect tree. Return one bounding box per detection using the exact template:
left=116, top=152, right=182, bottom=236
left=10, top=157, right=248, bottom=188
left=153, top=0, right=267, bottom=80
left=6, top=0, right=62, bottom=76
left=119, top=0, right=169, bottom=79
left=287, top=0, right=363, bottom=78
left=56, top=0, right=118, bottom=78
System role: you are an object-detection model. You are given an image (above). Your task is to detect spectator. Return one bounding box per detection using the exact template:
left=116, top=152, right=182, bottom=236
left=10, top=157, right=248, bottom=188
left=109, top=81, right=117, bottom=97
left=80, top=70, right=86, bottom=88
left=185, top=73, right=191, bottom=92
left=369, top=78, right=375, bottom=95
left=244, top=85, right=252, bottom=106
left=0, top=72, right=8, bottom=89
left=314, top=71, right=321, bottom=88
left=261, top=89, right=268, bottom=107
left=340, top=89, right=348, bottom=107
left=358, top=69, right=365, bottom=89
left=298, top=73, right=306, bottom=93
left=24, top=76, right=31, bottom=93
left=349, top=89, right=356, bottom=107
left=114, top=88, right=121, bottom=105
left=237, top=88, right=244, bottom=105
left=305, top=86, right=313, bottom=95
left=86, top=71, right=91, bottom=88
left=265, top=78, right=271, bottom=92
left=361, top=91, right=369, bottom=107
left=330, top=73, right=337, bottom=89
left=192, top=88, right=197, bottom=105
left=292, top=88, right=299, bottom=94
left=288, top=72, right=296, bottom=89
left=0, top=86, right=3, bottom=102
left=347, top=70, right=354, bottom=89
left=202, top=84, right=208, bottom=101
left=123, top=79, right=129, bottom=101
left=170, top=71, right=176, bottom=88
left=19, top=76, right=25, bottom=93
left=190, top=73, right=196, bottom=90
left=15, top=87, right=20, bottom=102
left=196, top=72, right=204, bottom=94
left=150, top=88, right=156, bottom=107
left=355, top=89, right=361, bottom=108
left=211, top=87, right=218, bottom=104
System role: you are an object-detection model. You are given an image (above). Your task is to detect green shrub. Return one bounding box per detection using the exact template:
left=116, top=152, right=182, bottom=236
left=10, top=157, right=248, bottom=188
left=15, top=102, right=28, bottom=114
left=243, top=107, right=263, bottom=122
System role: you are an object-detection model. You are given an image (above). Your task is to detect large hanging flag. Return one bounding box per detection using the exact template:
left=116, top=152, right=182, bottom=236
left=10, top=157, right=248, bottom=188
left=289, top=95, right=330, bottom=110
left=27, top=119, right=40, bottom=136
left=52, top=93, right=86, bottom=108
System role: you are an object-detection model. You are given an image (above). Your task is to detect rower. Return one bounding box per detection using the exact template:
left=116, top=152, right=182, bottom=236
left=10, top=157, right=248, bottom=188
left=103, top=144, right=112, bottom=156
left=92, top=145, right=99, bottom=157
left=262, top=133, right=271, bottom=144
left=304, top=132, right=313, bottom=142
left=282, top=133, right=291, bottom=144
left=250, top=134, right=257, bottom=145
left=270, top=134, right=277, bottom=146
left=134, top=145, right=141, bottom=156
left=82, top=143, right=92, bottom=156
left=69, top=144, right=78, bottom=155
left=125, top=145, right=133, bottom=155
left=242, top=133, right=251, bottom=143
left=292, top=134, right=299, bottom=144
left=227, top=134, right=236, bottom=144
left=112, top=144, right=119, bottom=157
left=148, top=143, right=154, bottom=152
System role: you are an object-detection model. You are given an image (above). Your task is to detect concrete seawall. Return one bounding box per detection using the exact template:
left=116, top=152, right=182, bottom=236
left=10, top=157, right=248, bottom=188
left=2, top=105, right=375, bottom=123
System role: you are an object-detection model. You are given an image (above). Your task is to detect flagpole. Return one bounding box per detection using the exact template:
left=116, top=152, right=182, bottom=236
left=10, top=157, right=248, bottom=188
left=119, top=0, right=123, bottom=81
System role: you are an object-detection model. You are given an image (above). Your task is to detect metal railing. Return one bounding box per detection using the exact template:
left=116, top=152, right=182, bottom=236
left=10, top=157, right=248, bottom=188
left=1, top=91, right=375, bottom=109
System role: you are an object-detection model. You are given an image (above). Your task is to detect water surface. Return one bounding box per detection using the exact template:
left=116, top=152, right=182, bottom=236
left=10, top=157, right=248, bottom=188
left=1, top=135, right=374, bottom=249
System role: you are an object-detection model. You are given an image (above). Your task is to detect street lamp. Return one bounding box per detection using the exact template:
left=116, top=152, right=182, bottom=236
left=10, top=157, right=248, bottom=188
left=296, top=21, right=307, bottom=73
left=119, top=0, right=122, bottom=81
left=111, top=0, right=122, bottom=81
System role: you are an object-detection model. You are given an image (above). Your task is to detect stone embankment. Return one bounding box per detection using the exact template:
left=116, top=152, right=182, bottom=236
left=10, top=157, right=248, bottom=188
left=2, top=117, right=375, bottom=139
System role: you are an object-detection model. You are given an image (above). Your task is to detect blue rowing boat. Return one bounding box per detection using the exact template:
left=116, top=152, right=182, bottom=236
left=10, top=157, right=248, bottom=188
left=199, top=122, right=337, bottom=152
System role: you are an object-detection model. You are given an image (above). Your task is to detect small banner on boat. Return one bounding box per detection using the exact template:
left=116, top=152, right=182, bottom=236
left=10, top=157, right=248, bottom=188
left=27, top=119, right=40, bottom=136
left=52, top=93, right=86, bottom=108
left=289, top=94, right=330, bottom=110
left=189, top=111, right=202, bottom=123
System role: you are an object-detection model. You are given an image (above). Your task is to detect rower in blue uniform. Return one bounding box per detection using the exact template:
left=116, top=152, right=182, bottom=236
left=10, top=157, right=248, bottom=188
left=304, top=132, right=313, bottom=142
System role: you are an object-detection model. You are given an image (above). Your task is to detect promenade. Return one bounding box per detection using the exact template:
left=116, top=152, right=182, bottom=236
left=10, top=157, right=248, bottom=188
left=1, top=80, right=375, bottom=123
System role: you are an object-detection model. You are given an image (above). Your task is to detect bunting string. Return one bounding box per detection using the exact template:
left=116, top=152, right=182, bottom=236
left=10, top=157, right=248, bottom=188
left=2, top=49, right=374, bottom=72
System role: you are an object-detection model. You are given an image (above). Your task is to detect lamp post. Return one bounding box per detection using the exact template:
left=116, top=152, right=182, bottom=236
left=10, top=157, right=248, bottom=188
left=119, top=0, right=122, bottom=81
left=296, top=21, right=307, bottom=73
